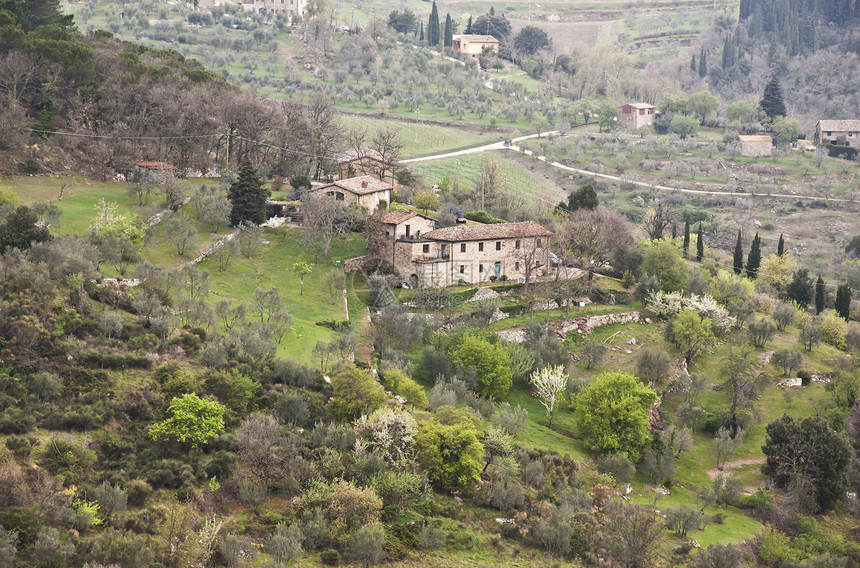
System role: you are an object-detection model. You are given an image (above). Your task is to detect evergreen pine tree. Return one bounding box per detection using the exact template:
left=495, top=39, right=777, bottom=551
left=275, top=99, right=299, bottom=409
left=691, top=55, right=697, bottom=72
left=745, top=232, right=761, bottom=279
left=428, top=1, right=439, bottom=47
left=698, top=46, right=707, bottom=77
left=419, top=21, right=424, bottom=42
left=815, top=274, right=825, bottom=315
left=722, top=34, right=731, bottom=69
left=760, top=75, right=787, bottom=120
left=490, top=5, right=495, bottom=15
left=672, top=224, right=677, bottom=240
left=444, top=13, right=453, bottom=48
left=465, top=15, right=473, bottom=34
left=683, top=218, right=690, bottom=259
left=835, top=284, right=852, bottom=321
left=777, top=233, right=785, bottom=256
left=733, top=230, right=744, bottom=275
left=696, top=223, right=704, bottom=262
left=228, top=161, right=267, bottom=226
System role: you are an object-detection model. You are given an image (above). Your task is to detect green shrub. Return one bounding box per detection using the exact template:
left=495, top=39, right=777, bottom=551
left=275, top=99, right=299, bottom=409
left=320, top=548, right=340, bottom=565
left=464, top=210, right=504, bottom=224
left=798, top=370, right=811, bottom=387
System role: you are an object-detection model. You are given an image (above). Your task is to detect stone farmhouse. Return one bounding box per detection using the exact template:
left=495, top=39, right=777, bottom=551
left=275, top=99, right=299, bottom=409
left=388, top=218, right=554, bottom=289
left=451, top=34, right=499, bottom=58
left=738, top=134, right=773, bottom=157
left=815, top=120, right=860, bottom=148
left=617, top=103, right=656, bottom=130
left=241, top=0, right=305, bottom=20
left=334, top=148, right=395, bottom=184
left=307, top=175, right=392, bottom=211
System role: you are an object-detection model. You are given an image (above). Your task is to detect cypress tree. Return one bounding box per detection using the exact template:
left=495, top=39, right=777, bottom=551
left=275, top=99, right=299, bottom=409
left=698, top=46, right=707, bottom=77
left=691, top=55, right=697, bottom=72
left=683, top=219, right=690, bottom=259
left=428, top=1, right=439, bottom=47
left=760, top=75, right=787, bottom=120
left=419, top=21, right=424, bottom=41
left=671, top=224, right=677, bottom=240
left=465, top=15, right=473, bottom=34
left=835, top=284, right=851, bottom=321
left=444, top=13, right=453, bottom=48
left=733, top=230, right=744, bottom=275
left=777, top=233, right=785, bottom=256
left=228, top=161, right=267, bottom=226
left=696, top=223, right=704, bottom=262
left=745, top=232, right=761, bottom=279
left=815, top=274, right=825, bottom=314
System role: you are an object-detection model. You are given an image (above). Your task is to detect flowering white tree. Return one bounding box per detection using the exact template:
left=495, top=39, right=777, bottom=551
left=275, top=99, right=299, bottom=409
left=530, top=365, right=569, bottom=430
left=354, top=408, right=417, bottom=463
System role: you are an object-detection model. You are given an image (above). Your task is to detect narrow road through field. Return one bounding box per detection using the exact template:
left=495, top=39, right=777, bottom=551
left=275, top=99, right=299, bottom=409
left=403, top=134, right=856, bottom=203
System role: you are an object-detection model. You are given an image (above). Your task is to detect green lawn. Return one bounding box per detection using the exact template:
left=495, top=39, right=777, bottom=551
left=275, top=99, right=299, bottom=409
left=197, top=226, right=368, bottom=365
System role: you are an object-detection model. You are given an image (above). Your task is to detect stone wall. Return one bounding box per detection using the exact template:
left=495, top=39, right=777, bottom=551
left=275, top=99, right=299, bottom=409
left=498, top=310, right=641, bottom=343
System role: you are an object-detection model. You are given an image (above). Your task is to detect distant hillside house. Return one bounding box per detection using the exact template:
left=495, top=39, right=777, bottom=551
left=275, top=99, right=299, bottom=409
left=815, top=120, right=860, bottom=148
left=617, top=103, right=656, bottom=130
left=738, top=135, right=773, bottom=157
left=241, top=0, right=305, bottom=20
left=452, top=35, right=499, bottom=58
left=307, top=175, right=392, bottom=211
left=334, top=148, right=395, bottom=185
left=392, top=219, right=554, bottom=289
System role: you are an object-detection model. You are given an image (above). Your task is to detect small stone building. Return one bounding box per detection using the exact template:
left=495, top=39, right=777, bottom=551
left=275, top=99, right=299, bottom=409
left=379, top=210, right=437, bottom=268
left=738, top=135, right=773, bottom=157
left=307, top=175, right=392, bottom=211
left=451, top=35, right=500, bottom=58
left=241, top=0, right=305, bottom=20
left=617, top=103, right=656, bottom=130
left=815, top=120, right=860, bottom=148
left=392, top=220, right=554, bottom=289
left=334, top=148, right=394, bottom=184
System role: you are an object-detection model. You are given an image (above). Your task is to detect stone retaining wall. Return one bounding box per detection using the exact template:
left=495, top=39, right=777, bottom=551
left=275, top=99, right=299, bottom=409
left=498, top=310, right=641, bottom=343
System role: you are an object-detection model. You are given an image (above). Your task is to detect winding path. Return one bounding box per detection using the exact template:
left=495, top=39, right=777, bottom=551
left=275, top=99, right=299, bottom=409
left=403, top=134, right=856, bottom=203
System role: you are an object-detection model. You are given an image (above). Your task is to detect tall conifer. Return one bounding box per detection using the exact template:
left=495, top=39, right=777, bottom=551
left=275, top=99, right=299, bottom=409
left=444, top=13, right=453, bottom=48
left=777, top=233, right=785, bottom=256
left=835, top=284, right=851, bottom=321
left=683, top=219, right=690, bottom=259
left=696, top=223, right=704, bottom=262
left=745, top=232, right=761, bottom=279
left=815, top=274, right=825, bottom=314
left=428, top=1, right=439, bottom=47
left=698, top=46, right=707, bottom=77
left=733, top=231, right=744, bottom=275
left=228, top=161, right=266, bottom=226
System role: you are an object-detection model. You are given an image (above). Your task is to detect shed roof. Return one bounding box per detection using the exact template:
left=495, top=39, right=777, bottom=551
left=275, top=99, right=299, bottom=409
left=423, top=221, right=553, bottom=242
left=817, top=119, right=860, bottom=132
left=310, top=175, right=393, bottom=196
left=334, top=148, right=385, bottom=163
left=453, top=34, right=499, bottom=43
left=738, top=135, right=773, bottom=142
left=380, top=210, right=436, bottom=225
left=622, top=102, right=656, bottom=109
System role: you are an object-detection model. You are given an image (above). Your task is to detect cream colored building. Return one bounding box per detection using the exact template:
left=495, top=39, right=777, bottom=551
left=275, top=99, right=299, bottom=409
left=307, top=175, right=392, bottom=211
left=815, top=120, right=860, bottom=149
left=241, top=0, right=305, bottom=20
left=738, top=135, right=773, bottom=157
left=617, top=103, right=656, bottom=130
left=391, top=220, right=554, bottom=289
left=451, top=34, right=499, bottom=58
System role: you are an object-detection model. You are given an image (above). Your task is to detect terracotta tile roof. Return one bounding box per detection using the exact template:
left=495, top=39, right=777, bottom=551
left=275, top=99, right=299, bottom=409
left=817, top=119, right=860, bottom=132
left=310, top=175, right=393, bottom=196
left=453, top=34, right=499, bottom=43
left=380, top=210, right=436, bottom=225
left=423, top=221, right=553, bottom=242
left=136, top=161, right=175, bottom=170
left=623, top=102, right=656, bottom=109
left=738, top=135, right=773, bottom=142
left=334, top=148, right=385, bottom=163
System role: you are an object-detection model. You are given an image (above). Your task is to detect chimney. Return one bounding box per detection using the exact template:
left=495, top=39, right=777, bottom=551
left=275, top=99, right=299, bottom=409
left=456, top=217, right=467, bottom=225
left=361, top=180, right=368, bottom=188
